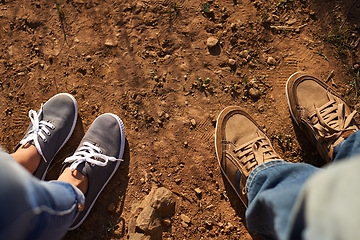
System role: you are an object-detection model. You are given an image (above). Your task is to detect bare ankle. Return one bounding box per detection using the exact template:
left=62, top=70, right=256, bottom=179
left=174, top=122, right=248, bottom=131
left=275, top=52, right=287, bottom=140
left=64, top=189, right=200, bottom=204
left=11, top=143, right=41, bottom=174
left=58, top=167, right=88, bottom=195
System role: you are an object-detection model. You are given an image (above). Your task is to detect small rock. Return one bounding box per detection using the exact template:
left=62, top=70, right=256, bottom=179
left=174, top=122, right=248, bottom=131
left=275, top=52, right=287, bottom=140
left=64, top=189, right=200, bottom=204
left=162, top=217, right=172, bottom=226
left=267, top=56, right=276, bottom=65
left=181, top=221, right=189, bottom=228
left=180, top=214, right=191, bottom=224
left=230, top=22, right=237, bottom=30
left=108, top=203, right=116, bottom=213
left=105, top=39, right=118, bottom=47
left=249, top=88, right=261, bottom=99
left=228, top=58, right=236, bottom=66
left=286, top=18, right=297, bottom=25
left=207, top=37, right=219, bottom=48
left=140, top=178, right=145, bottom=184
left=194, top=188, right=202, bottom=195
left=175, top=178, right=182, bottom=184
left=258, top=105, right=264, bottom=112
left=239, top=50, right=249, bottom=58
left=190, top=119, right=196, bottom=127
left=354, top=63, right=360, bottom=70
left=184, top=141, right=188, bottom=147
left=198, top=226, right=206, bottom=232
left=225, top=222, right=234, bottom=231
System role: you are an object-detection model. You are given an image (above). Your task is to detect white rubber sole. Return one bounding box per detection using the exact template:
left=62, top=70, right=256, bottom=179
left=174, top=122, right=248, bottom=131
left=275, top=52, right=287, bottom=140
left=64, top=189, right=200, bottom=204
left=69, top=113, right=126, bottom=230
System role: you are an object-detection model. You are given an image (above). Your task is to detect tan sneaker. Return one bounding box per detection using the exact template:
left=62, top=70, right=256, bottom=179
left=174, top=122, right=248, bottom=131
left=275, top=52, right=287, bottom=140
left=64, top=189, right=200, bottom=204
left=215, top=106, right=281, bottom=206
left=286, top=72, right=358, bottom=162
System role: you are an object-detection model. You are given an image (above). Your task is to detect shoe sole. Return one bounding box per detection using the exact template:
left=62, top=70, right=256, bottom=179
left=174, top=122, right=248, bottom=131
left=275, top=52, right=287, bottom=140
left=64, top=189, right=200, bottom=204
left=69, top=113, right=126, bottom=230
left=215, top=106, right=249, bottom=207
left=39, top=93, right=78, bottom=180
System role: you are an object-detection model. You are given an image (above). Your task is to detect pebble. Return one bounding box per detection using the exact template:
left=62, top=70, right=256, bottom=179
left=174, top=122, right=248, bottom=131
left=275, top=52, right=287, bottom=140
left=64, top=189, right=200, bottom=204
left=175, top=178, right=182, bottom=184
left=162, top=217, right=172, bottom=226
left=105, top=39, right=117, bottom=47
left=228, top=58, right=236, bottom=66
left=195, top=188, right=202, bottom=195
left=198, top=226, right=206, bottom=232
left=184, top=141, right=188, bottom=147
left=181, top=221, right=189, bottom=228
left=191, top=119, right=196, bottom=127
left=354, top=63, right=359, bottom=70
left=207, top=37, right=219, bottom=48
left=107, top=203, right=116, bottom=213
left=239, top=50, right=249, bottom=58
left=180, top=214, right=191, bottom=224
left=267, top=56, right=276, bottom=65
left=249, top=88, right=261, bottom=99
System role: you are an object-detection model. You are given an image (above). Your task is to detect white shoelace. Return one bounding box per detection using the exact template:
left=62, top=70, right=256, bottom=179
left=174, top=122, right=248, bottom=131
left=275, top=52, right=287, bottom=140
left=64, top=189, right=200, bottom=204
left=64, top=142, right=123, bottom=171
left=20, top=107, right=55, bottom=161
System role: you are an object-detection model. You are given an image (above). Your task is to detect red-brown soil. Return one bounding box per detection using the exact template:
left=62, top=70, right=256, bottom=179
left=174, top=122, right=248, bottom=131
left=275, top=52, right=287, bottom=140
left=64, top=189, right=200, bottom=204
left=1, top=0, right=360, bottom=239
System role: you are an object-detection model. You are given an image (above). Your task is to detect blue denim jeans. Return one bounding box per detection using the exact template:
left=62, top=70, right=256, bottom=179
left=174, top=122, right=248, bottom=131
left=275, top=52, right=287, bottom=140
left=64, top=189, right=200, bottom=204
left=245, top=130, right=360, bottom=240
left=0, top=151, right=85, bottom=240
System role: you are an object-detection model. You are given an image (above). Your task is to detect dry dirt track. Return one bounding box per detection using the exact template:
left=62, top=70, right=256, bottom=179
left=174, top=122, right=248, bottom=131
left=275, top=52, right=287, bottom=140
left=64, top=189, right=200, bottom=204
left=1, top=0, right=360, bottom=239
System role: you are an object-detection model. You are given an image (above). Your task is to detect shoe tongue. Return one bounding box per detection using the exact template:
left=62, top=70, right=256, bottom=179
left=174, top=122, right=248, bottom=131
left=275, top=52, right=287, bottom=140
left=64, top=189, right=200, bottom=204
left=74, top=162, right=90, bottom=177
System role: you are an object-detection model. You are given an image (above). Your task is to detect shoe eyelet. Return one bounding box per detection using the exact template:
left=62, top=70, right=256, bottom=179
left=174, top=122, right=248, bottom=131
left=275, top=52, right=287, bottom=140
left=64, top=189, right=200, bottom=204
left=51, top=126, right=55, bottom=130
left=43, top=139, right=47, bottom=143
left=91, top=163, right=95, bottom=167
left=46, top=132, right=51, bottom=136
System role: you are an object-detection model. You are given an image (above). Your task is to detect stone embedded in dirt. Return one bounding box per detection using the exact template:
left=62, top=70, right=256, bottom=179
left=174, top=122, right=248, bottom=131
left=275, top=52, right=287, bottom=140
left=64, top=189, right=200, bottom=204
left=190, top=119, right=196, bottom=127
left=175, top=178, right=182, bottom=184
left=180, top=214, right=191, bottom=224
left=162, top=217, right=172, bottom=226
left=354, top=63, right=360, bottom=70
left=198, top=226, right=206, bottom=232
left=206, top=37, right=219, bottom=48
left=239, top=50, right=249, bottom=58
left=108, top=203, right=116, bottom=213
left=105, top=39, right=118, bottom=47
left=249, top=88, right=261, bottom=99
left=286, top=18, right=297, bottom=25
left=184, top=141, right=188, bottom=147
left=267, top=56, right=276, bottom=65
left=128, top=187, right=175, bottom=240
left=228, top=58, right=236, bottom=66
left=194, top=188, right=202, bottom=195
left=181, top=221, right=189, bottom=228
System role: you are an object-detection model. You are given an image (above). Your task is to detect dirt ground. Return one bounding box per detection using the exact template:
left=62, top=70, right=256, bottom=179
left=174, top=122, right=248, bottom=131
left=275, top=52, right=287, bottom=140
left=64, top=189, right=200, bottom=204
left=1, top=0, right=360, bottom=239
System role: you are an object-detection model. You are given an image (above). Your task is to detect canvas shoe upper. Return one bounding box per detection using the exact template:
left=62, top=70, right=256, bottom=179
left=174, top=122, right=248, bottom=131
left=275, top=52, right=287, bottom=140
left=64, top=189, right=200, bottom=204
left=62, top=113, right=125, bottom=230
left=15, top=93, right=78, bottom=180
left=215, top=106, right=281, bottom=206
left=286, top=72, right=358, bottom=162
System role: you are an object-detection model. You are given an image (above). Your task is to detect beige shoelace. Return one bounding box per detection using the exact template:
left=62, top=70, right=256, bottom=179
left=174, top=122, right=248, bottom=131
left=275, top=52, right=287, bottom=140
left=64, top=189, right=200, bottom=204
left=309, top=97, right=358, bottom=161
left=231, top=136, right=280, bottom=176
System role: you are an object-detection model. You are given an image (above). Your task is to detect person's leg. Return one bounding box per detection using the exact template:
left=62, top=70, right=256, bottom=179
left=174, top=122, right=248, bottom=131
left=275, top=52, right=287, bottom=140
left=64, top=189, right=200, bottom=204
left=333, top=130, right=360, bottom=162
left=0, top=151, right=85, bottom=240
left=245, top=160, right=319, bottom=240
left=216, top=72, right=360, bottom=239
